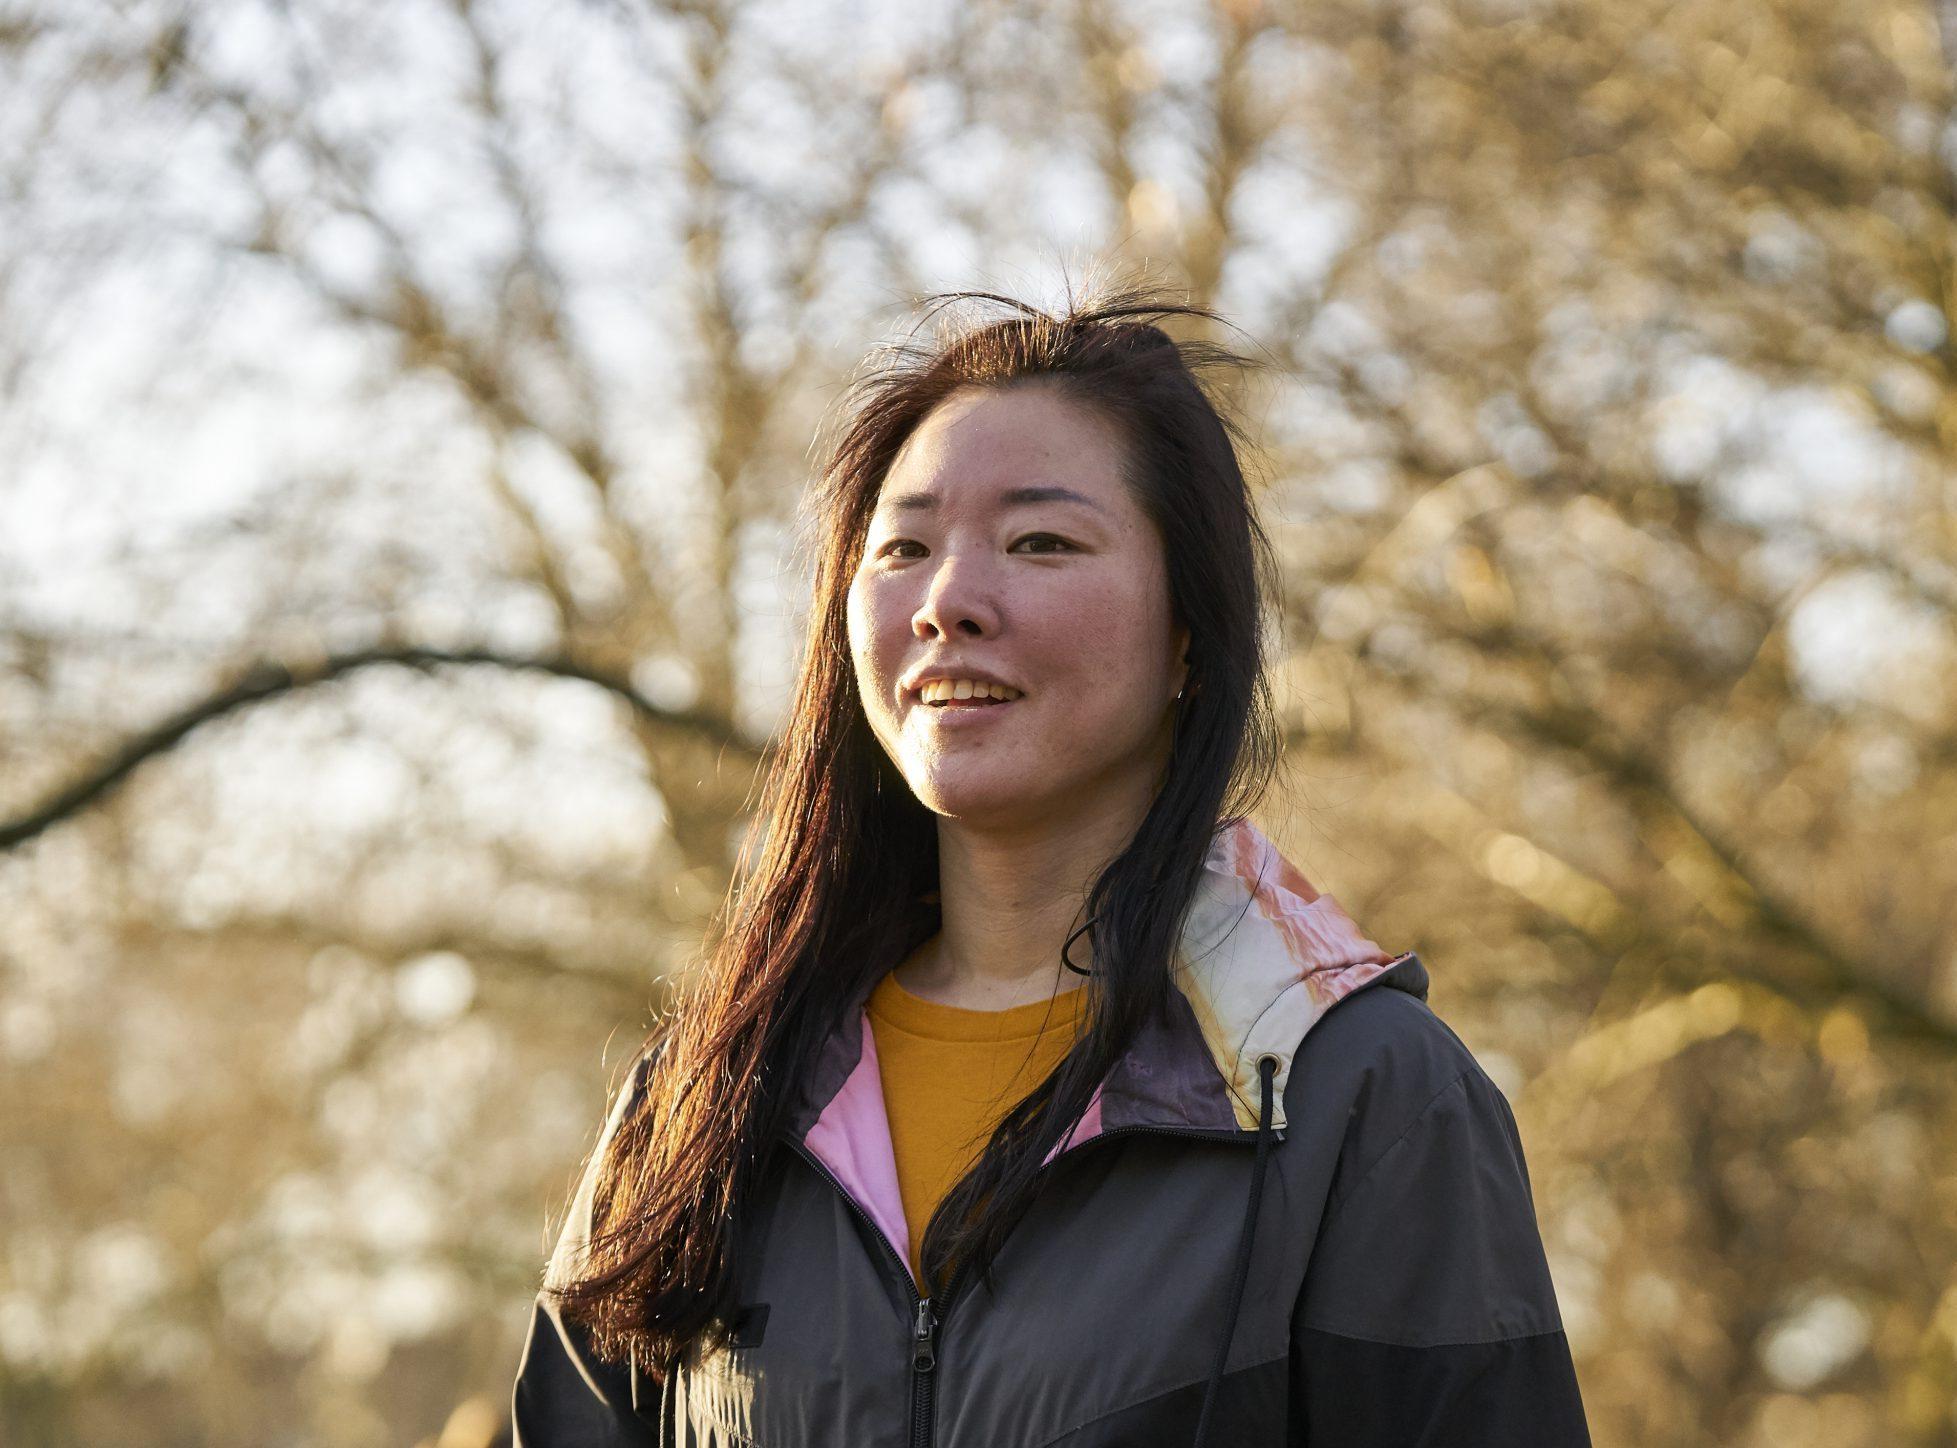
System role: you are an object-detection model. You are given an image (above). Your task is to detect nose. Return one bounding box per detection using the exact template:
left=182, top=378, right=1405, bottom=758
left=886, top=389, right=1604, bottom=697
left=911, top=552, right=1001, bottom=641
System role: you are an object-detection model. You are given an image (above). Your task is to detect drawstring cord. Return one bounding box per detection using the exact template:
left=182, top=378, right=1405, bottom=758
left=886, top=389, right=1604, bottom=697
left=1191, top=1053, right=1278, bottom=1448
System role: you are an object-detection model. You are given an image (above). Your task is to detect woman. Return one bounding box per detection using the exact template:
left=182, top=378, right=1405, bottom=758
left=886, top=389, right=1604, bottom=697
left=511, top=286, right=1593, bottom=1446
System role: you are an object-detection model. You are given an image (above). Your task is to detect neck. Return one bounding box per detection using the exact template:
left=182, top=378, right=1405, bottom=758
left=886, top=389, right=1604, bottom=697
left=897, top=772, right=1165, bottom=1012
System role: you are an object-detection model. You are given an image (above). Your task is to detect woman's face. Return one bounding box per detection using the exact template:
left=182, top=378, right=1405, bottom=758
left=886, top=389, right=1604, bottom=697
left=846, top=383, right=1190, bottom=830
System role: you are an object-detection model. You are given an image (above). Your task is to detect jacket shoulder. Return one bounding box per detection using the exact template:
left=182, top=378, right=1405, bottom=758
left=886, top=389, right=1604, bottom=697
left=1282, top=976, right=1498, bottom=1179
left=1295, top=973, right=1484, bottom=1093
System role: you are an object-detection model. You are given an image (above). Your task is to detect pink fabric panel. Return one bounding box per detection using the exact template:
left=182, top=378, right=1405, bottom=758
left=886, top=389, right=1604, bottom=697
left=1285, top=894, right=1396, bottom=973
left=802, top=1010, right=917, bottom=1290
left=1043, top=1083, right=1105, bottom=1166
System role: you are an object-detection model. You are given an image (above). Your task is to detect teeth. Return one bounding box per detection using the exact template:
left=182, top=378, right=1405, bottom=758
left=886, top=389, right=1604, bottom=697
left=920, top=678, right=1023, bottom=705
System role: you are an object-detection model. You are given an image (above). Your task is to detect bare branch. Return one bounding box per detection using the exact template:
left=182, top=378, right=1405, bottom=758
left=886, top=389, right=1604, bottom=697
left=0, top=646, right=763, bottom=852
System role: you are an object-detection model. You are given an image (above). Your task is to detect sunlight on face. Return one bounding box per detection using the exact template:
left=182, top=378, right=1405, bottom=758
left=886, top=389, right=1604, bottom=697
left=845, top=383, right=1190, bottom=831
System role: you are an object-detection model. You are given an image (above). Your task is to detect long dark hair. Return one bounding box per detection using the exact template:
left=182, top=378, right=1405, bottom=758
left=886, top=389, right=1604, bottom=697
left=547, top=277, right=1286, bottom=1373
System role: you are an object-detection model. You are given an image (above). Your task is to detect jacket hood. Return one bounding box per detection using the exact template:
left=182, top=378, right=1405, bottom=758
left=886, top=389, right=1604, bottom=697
left=1152, top=814, right=1424, bottom=1134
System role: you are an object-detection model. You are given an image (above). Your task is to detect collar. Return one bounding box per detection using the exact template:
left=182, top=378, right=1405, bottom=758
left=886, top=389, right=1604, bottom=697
left=781, top=819, right=1425, bottom=1282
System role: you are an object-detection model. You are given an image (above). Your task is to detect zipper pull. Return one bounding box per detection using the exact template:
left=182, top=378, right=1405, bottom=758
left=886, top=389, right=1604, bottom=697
left=912, top=1296, right=937, bottom=1373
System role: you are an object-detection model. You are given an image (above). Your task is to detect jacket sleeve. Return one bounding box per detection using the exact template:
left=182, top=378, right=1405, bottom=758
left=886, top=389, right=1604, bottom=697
left=1289, top=1065, right=1593, bottom=1447
left=511, top=1050, right=663, bottom=1447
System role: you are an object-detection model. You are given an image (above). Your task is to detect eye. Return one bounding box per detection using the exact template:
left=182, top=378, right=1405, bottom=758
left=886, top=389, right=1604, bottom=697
left=873, top=534, right=1073, bottom=559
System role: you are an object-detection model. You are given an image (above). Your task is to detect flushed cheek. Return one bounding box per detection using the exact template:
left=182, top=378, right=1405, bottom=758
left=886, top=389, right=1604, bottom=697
left=1043, top=593, right=1168, bottom=680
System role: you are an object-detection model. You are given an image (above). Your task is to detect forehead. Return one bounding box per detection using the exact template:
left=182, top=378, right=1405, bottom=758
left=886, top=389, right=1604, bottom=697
left=875, top=385, right=1131, bottom=515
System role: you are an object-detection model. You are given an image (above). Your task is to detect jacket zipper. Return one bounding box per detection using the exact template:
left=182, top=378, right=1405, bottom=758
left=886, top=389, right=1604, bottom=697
left=784, top=1118, right=1281, bottom=1448
left=781, top=1138, right=945, bottom=1447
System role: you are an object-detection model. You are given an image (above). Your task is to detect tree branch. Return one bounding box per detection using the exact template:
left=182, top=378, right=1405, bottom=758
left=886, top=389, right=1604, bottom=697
left=0, top=646, right=764, bottom=852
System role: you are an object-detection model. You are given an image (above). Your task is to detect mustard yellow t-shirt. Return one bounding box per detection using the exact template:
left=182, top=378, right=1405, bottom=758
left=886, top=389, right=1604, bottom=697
left=866, top=970, right=1090, bottom=1290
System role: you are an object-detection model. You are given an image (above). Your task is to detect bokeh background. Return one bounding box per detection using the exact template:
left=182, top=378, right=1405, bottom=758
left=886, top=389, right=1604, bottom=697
left=4, top=0, right=1955, bottom=1444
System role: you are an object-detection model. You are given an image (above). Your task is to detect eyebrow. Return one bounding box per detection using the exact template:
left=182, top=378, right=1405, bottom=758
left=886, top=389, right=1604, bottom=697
left=882, top=485, right=1109, bottom=516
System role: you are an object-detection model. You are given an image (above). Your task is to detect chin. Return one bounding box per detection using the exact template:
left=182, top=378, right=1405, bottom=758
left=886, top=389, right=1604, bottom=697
left=911, top=773, right=1058, bottom=825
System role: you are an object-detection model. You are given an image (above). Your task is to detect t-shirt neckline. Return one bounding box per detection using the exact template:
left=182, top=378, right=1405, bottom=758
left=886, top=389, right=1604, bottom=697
left=867, top=970, right=1090, bottom=1043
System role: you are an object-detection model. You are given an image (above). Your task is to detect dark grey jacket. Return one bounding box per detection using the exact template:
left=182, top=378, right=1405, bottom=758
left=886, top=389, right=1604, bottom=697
left=511, top=819, right=1593, bottom=1447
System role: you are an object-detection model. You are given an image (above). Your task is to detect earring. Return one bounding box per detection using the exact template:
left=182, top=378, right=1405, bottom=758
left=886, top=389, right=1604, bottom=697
left=1060, top=914, right=1098, bottom=976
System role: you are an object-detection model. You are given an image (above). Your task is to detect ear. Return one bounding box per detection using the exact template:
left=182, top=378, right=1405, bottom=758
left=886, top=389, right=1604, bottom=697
left=1171, top=623, right=1192, bottom=696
